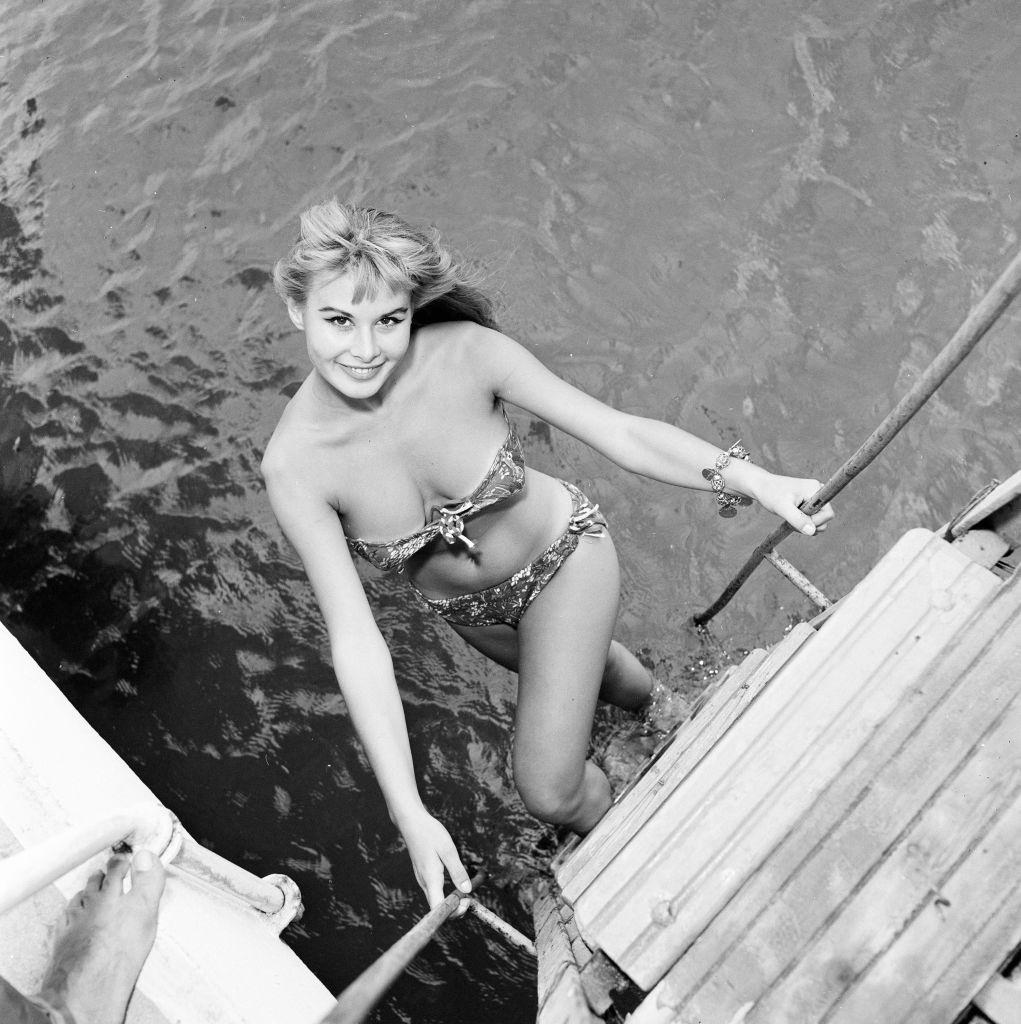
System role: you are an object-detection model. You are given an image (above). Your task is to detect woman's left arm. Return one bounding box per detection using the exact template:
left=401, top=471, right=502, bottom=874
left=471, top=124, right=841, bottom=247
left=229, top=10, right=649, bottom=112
left=479, top=327, right=834, bottom=536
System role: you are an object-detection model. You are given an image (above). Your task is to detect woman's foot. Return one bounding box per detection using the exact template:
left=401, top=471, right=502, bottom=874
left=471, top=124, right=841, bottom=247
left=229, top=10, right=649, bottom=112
left=37, top=850, right=166, bottom=1024
left=640, top=678, right=689, bottom=734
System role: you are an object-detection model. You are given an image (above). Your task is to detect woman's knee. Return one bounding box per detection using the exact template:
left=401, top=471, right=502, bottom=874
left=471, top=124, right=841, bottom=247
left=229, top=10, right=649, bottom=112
left=514, top=767, right=587, bottom=825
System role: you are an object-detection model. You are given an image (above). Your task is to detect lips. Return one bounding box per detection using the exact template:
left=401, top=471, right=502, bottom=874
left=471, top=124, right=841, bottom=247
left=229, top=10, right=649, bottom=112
left=338, top=361, right=384, bottom=380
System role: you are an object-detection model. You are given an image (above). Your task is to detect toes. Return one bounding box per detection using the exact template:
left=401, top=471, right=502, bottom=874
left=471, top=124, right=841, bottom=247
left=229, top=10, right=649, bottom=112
left=128, top=850, right=166, bottom=910
left=103, top=854, right=132, bottom=891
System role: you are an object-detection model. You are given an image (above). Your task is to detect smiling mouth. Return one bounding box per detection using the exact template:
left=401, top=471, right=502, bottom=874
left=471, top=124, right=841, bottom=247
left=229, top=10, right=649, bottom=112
left=338, top=362, right=384, bottom=379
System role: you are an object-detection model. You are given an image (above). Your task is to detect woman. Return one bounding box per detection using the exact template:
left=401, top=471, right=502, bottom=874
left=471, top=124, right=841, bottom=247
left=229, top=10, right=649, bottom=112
left=262, top=200, right=834, bottom=908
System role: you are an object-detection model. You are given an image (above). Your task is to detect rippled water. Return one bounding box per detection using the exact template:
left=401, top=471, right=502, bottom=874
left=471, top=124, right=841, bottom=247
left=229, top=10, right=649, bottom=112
left=2, top=1, right=1019, bottom=1021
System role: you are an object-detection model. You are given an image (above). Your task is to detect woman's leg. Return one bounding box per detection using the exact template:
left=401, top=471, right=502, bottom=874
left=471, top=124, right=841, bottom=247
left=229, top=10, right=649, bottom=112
left=600, top=640, right=654, bottom=711
left=509, top=531, right=631, bottom=834
left=451, top=629, right=653, bottom=711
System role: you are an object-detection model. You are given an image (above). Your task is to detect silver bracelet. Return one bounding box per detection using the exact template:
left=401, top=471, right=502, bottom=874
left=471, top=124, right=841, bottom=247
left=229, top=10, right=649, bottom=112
left=702, top=441, right=753, bottom=518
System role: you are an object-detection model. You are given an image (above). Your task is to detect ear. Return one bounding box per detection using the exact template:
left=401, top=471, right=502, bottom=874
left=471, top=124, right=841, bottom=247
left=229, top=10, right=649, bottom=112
left=286, top=301, right=305, bottom=331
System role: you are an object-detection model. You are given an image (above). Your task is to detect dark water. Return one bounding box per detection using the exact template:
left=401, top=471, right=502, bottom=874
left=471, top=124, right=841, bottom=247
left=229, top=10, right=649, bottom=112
left=1, top=1, right=1019, bottom=1021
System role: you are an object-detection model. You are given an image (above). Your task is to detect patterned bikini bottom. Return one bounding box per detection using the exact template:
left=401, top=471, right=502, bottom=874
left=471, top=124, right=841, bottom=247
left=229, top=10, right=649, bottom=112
left=412, top=481, right=607, bottom=629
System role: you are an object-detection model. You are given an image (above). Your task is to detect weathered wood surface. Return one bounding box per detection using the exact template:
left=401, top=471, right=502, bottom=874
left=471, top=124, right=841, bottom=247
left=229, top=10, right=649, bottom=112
left=948, top=470, right=1021, bottom=537
left=973, top=974, right=1021, bottom=1024
left=623, top=560, right=1021, bottom=1023
left=558, top=632, right=811, bottom=905
left=534, top=891, right=600, bottom=1024
left=563, top=529, right=1002, bottom=990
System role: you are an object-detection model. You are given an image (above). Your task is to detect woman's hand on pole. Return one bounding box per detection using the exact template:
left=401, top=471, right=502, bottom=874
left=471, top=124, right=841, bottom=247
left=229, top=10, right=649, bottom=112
left=398, top=807, right=472, bottom=909
left=749, top=473, right=835, bottom=536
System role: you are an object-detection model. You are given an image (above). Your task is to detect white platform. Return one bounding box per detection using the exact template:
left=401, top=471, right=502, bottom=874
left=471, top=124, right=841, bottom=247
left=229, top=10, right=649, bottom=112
left=0, top=623, right=336, bottom=1024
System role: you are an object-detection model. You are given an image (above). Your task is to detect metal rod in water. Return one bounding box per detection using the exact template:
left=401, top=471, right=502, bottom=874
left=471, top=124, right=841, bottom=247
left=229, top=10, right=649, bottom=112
left=693, top=247, right=1021, bottom=626
left=763, top=551, right=831, bottom=610
left=466, top=899, right=537, bottom=956
left=320, top=874, right=484, bottom=1024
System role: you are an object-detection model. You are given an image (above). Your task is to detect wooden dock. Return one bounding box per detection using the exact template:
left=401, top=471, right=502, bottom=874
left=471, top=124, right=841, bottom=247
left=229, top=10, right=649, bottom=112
left=536, top=477, right=1021, bottom=1024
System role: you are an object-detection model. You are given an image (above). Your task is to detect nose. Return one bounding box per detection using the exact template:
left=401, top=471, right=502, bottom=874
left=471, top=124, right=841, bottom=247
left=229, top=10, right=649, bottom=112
left=350, top=325, right=379, bottom=362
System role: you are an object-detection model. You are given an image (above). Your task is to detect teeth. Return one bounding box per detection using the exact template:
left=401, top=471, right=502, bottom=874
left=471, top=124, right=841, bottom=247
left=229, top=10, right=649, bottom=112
left=342, top=364, right=381, bottom=378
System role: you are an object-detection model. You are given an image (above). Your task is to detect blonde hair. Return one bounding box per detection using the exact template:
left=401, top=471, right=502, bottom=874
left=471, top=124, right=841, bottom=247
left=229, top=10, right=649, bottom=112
left=273, top=200, right=498, bottom=329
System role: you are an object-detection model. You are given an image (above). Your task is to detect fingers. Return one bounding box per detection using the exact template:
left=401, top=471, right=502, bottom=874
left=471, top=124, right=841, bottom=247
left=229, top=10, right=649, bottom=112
left=793, top=511, right=817, bottom=536
left=413, top=847, right=471, bottom=911
left=420, top=861, right=446, bottom=910
left=403, top=811, right=472, bottom=910
left=438, top=843, right=472, bottom=917
left=792, top=482, right=834, bottom=537
left=813, top=501, right=836, bottom=527
left=803, top=500, right=835, bottom=535
left=440, top=843, right=472, bottom=897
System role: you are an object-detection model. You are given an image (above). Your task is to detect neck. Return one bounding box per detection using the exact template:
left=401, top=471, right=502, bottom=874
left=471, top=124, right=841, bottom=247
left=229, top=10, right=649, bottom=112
left=308, top=371, right=384, bottom=414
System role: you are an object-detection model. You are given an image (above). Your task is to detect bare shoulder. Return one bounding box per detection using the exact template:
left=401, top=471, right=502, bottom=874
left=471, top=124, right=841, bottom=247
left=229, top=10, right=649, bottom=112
left=414, top=320, right=521, bottom=379
left=261, top=397, right=313, bottom=484
left=414, top=319, right=492, bottom=355
left=260, top=387, right=342, bottom=511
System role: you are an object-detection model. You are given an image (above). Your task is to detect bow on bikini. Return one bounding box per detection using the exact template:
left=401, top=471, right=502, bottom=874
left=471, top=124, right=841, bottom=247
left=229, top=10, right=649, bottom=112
left=435, top=501, right=480, bottom=557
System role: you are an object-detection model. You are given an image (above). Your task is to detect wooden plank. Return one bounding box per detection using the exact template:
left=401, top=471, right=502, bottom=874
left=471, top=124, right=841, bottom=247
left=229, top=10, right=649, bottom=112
left=743, top=704, right=1021, bottom=1023
left=552, top=655, right=761, bottom=897
left=683, top=678, right=1021, bottom=1023
left=951, top=528, right=1010, bottom=569
left=973, top=975, right=1021, bottom=1024
left=628, top=570, right=1021, bottom=1024
left=534, top=892, right=601, bottom=1024
left=540, top=972, right=602, bottom=1024
left=571, top=531, right=1000, bottom=988
left=949, top=471, right=1021, bottom=536
left=534, top=893, right=569, bottom=1004
left=825, top=780, right=1021, bottom=1024
left=576, top=532, right=993, bottom=975
left=559, top=633, right=808, bottom=904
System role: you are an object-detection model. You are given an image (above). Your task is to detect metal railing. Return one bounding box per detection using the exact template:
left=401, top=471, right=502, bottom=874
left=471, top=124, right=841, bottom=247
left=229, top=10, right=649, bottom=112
left=693, top=247, right=1021, bottom=626
left=0, top=814, right=534, bottom=1024
left=0, top=801, right=302, bottom=931
left=320, top=873, right=536, bottom=1024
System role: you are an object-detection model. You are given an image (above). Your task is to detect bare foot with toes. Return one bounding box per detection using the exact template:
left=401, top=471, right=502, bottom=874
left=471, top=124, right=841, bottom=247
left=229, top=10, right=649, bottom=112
left=35, top=850, right=166, bottom=1024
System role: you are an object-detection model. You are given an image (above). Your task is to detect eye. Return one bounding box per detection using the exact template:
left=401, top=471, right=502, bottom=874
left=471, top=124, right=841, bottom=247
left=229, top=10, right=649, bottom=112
left=378, top=315, right=406, bottom=328
left=327, top=315, right=351, bottom=328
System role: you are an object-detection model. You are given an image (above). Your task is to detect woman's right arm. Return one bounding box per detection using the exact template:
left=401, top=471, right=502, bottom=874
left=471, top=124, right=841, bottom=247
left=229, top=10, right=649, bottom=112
left=262, top=455, right=471, bottom=907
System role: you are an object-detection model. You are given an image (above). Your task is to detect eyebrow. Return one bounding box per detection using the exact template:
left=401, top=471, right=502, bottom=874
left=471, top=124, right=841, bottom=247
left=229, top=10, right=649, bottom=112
left=317, top=305, right=409, bottom=316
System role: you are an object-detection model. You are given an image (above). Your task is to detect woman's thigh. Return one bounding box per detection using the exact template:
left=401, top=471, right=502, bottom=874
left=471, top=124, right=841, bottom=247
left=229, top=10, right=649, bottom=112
left=449, top=620, right=520, bottom=672
left=512, top=531, right=622, bottom=791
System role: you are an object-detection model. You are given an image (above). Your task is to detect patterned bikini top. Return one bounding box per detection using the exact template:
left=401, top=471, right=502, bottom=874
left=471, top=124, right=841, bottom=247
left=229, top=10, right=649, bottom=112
left=346, top=407, right=526, bottom=573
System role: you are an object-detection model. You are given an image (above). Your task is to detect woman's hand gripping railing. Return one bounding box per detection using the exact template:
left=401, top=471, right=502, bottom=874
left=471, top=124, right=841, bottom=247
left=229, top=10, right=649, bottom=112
left=320, top=871, right=536, bottom=1024
left=693, top=246, right=1021, bottom=627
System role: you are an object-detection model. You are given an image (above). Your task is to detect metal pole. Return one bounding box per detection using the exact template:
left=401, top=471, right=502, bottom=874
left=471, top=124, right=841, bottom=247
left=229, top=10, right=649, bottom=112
left=763, top=551, right=831, bottom=609
left=321, top=875, right=483, bottom=1024
left=693, top=247, right=1021, bottom=626
left=466, top=899, right=537, bottom=956
left=0, top=803, right=175, bottom=915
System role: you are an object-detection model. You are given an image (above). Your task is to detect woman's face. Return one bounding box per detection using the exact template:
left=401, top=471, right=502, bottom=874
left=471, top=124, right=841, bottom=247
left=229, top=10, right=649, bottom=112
left=289, top=272, right=413, bottom=402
